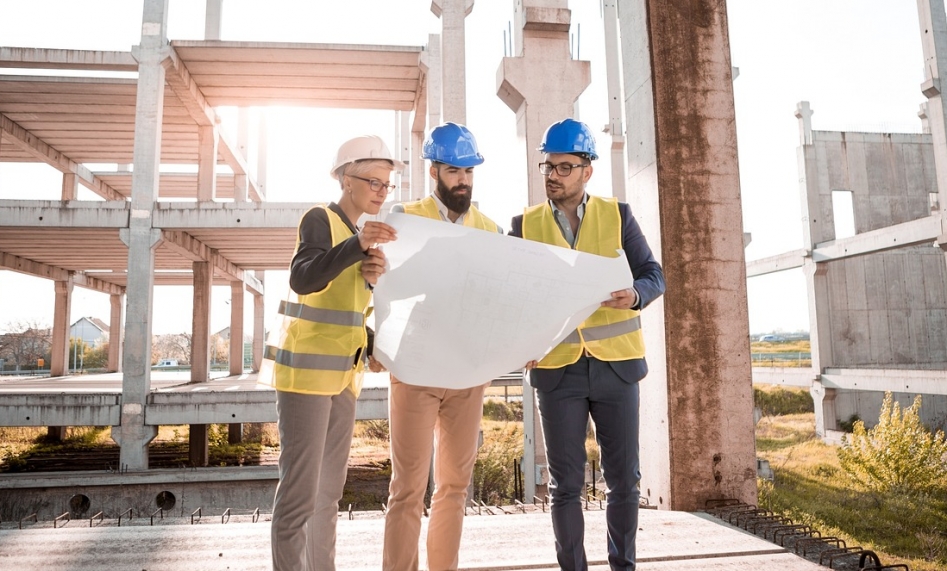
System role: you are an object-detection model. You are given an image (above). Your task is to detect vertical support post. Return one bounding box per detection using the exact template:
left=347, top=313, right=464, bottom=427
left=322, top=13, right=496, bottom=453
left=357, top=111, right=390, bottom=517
left=191, top=261, right=212, bottom=382
left=602, top=0, right=627, bottom=202
left=618, top=0, right=757, bottom=510
left=252, top=272, right=264, bottom=372
left=521, top=370, right=546, bottom=501
left=117, top=0, right=168, bottom=470
left=234, top=107, right=249, bottom=202
left=917, top=0, right=947, bottom=210
left=426, top=32, right=442, bottom=197
left=61, top=172, right=79, bottom=201
left=229, top=281, right=244, bottom=376
left=204, top=0, right=223, bottom=40
left=411, top=129, right=425, bottom=200
left=256, top=113, right=267, bottom=202
left=108, top=293, right=124, bottom=372
left=431, top=0, right=473, bottom=124
left=51, top=279, right=73, bottom=377
left=197, top=124, right=218, bottom=201
left=397, top=110, right=412, bottom=201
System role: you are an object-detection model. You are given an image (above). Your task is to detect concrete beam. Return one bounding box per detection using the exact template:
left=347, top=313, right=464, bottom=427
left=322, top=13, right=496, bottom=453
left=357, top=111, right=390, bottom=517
left=160, top=229, right=264, bottom=294
left=0, top=114, right=125, bottom=201
left=0, top=253, right=124, bottom=296
left=751, top=367, right=818, bottom=388
left=0, top=394, right=121, bottom=426
left=0, top=200, right=129, bottom=227
left=812, top=213, right=943, bottom=262
left=822, top=367, right=947, bottom=395
left=152, top=201, right=312, bottom=228
left=745, top=249, right=807, bottom=277
left=0, top=47, right=138, bottom=71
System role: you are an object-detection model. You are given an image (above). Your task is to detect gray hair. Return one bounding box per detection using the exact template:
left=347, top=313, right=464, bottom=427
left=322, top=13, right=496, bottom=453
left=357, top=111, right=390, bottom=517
left=336, top=159, right=396, bottom=188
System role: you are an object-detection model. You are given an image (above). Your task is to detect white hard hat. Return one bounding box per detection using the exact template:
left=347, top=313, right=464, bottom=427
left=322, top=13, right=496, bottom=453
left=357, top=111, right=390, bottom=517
left=329, top=135, right=405, bottom=180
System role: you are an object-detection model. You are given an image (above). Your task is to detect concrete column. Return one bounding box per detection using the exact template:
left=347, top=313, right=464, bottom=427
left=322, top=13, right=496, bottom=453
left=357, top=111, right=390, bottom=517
left=617, top=0, right=756, bottom=510
left=803, top=261, right=833, bottom=373
left=204, top=0, right=223, bottom=40
left=256, top=113, right=267, bottom=202
left=431, top=0, right=473, bottom=124
left=411, top=129, right=425, bottom=200
left=426, top=33, right=442, bottom=197
left=810, top=381, right=838, bottom=437
left=521, top=371, right=547, bottom=502
left=190, top=424, right=209, bottom=467
left=229, top=281, right=244, bottom=376
left=497, top=0, right=591, bottom=207
left=397, top=111, right=412, bottom=202
left=795, top=101, right=814, bottom=146
left=603, top=0, right=627, bottom=202
left=234, top=107, right=249, bottom=202
left=61, top=172, right=79, bottom=201
left=50, top=279, right=72, bottom=377
left=115, top=0, right=167, bottom=471
left=920, top=102, right=931, bottom=134
left=252, top=271, right=264, bottom=372
left=108, top=293, right=124, bottom=372
left=917, top=0, right=947, bottom=210
left=191, top=261, right=212, bottom=382
left=197, top=124, right=218, bottom=201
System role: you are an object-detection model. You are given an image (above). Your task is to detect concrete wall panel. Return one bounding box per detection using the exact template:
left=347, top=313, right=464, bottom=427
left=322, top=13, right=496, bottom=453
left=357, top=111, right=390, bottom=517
left=843, top=258, right=868, bottom=311
left=868, top=309, right=893, bottom=365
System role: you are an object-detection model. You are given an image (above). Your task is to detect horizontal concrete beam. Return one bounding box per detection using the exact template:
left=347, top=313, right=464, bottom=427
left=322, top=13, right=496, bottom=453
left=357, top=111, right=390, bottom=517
left=153, top=202, right=312, bottom=228
left=745, top=249, right=807, bottom=277
left=751, top=367, right=818, bottom=388
left=0, top=47, right=137, bottom=71
left=0, top=394, right=120, bottom=426
left=822, top=368, right=947, bottom=395
left=0, top=465, right=278, bottom=489
left=812, top=214, right=943, bottom=262
left=0, top=200, right=129, bottom=227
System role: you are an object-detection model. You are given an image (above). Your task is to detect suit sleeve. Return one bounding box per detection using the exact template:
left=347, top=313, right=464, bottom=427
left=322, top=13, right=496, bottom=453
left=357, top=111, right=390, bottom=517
left=508, top=215, right=524, bottom=238
left=619, top=203, right=665, bottom=310
left=289, top=208, right=367, bottom=295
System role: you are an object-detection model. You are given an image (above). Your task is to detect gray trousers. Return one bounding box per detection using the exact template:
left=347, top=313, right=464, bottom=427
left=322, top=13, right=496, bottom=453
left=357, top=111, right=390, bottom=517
left=271, top=389, right=357, bottom=571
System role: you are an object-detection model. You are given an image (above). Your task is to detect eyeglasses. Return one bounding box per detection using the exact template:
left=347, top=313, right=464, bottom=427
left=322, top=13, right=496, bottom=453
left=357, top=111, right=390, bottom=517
left=347, top=174, right=396, bottom=195
left=538, top=162, right=589, bottom=177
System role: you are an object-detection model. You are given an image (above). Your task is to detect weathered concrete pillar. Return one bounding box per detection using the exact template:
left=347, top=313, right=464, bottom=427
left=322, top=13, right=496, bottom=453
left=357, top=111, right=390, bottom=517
left=431, top=0, right=473, bottom=124
left=920, top=102, right=931, bottom=134
left=234, top=107, right=249, bottom=202
left=116, top=0, right=167, bottom=470
left=197, top=124, right=218, bottom=201
left=108, top=293, right=124, bottom=372
left=189, top=260, right=213, bottom=467
left=424, top=33, right=442, bottom=197
left=497, top=0, right=591, bottom=207
left=252, top=271, right=264, bottom=372
left=61, top=172, right=79, bottom=201
left=411, top=129, right=425, bottom=201
left=51, top=279, right=72, bottom=376
left=256, top=113, right=267, bottom=202
left=618, top=0, right=756, bottom=510
left=602, top=0, right=627, bottom=202
left=396, top=111, right=411, bottom=202
left=204, top=0, right=223, bottom=40
left=229, top=280, right=244, bottom=376
left=810, top=381, right=838, bottom=436
left=917, top=0, right=947, bottom=208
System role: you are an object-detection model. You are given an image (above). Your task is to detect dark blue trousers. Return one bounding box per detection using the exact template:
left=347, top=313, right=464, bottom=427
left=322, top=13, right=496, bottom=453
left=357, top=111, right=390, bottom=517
left=536, top=356, right=641, bottom=571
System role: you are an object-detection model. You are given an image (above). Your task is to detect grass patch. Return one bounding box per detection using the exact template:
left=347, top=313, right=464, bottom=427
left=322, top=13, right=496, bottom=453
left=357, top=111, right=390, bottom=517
left=755, top=386, right=814, bottom=416
left=758, top=417, right=947, bottom=570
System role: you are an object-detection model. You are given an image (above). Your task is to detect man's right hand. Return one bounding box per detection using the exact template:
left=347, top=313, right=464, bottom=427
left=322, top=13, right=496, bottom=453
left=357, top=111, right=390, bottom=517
left=358, top=221, right=397, bottom=252
left=524, top=360, right=538, bottom=371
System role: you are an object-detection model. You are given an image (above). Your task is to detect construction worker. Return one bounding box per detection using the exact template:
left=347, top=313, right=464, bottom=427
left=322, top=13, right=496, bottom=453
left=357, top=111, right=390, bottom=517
left=377, top=122, right=501, bottom=571
left=509, top=118, right=665, bottom=571
left=263, top=135, right=401, bottom=571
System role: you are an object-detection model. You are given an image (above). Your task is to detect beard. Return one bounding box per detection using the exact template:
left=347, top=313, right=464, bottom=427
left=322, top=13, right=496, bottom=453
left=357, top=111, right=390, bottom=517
left=436, top=177, right=472, bottom=215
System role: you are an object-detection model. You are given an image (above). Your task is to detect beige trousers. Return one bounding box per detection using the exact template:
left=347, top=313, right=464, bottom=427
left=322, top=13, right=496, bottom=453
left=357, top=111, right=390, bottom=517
left=382, top=378, right=488, bottom=571
left=271, top=389, right=356, bottom=571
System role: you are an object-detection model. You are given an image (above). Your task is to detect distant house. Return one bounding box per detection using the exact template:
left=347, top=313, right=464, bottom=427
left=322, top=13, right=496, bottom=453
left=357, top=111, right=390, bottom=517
left=70, top=317, right=108, bottom=348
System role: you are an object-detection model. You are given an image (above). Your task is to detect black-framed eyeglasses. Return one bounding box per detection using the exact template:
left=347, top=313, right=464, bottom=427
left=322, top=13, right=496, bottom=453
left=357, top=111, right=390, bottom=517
left=347, top=174, right=396, bottom=195
left=538, top=162, right=589, bottom=177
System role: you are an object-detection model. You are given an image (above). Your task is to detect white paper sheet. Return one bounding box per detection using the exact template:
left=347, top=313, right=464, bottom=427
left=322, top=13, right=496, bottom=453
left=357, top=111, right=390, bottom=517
left=372, top=213, right=634, bottom=389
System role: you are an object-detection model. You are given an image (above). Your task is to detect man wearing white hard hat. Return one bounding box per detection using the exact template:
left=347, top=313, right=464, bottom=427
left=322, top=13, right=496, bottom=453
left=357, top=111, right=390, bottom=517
left=262, top=135, right=402, bottom=571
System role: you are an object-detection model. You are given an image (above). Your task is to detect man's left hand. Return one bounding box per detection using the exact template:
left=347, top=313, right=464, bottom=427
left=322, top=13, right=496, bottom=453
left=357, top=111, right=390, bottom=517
left=601, top=288, right=637, bottom=310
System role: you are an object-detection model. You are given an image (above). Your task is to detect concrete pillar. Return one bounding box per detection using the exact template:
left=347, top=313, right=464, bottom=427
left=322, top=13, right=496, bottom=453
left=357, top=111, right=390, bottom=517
left=603, top=0, right=627, bottom=202
left=397, top=111, right=412, bottom=202
left=497, top=0, right=591, bottom=207
left=425, top=33, right=442, bottom=197
left=920, top=102, right=931, bottom=134
left=191, top=261, right=212, bottom=382
left=917, top=0, right=947, bottom=210
left=617, top=0, right=756, bottom=510
left=810, top=381, right=838, bottom=437
left=252, top=271, right=264, bottom=372
left=197, top=124, right=218, bottom=201
left=411, top=129, right=426, bottom=200
left=108, top=293, right=124, bottom=372
left=116, top=0, right=166, bottom=471
left=431, top=0, right=473, bottom=124
left=234, top=107, right=249, bottom=202
left=61, top=172, right=79, bottom=201
left=50, top=279, right=72, bottom=377
left=795, top=101, right=814, bottom=146
left=204, top=0, right=223, bottom=40
left=256, top=113, right=267, bottom=202
left=229, top=281, right=244, bottom=376
left=190, top=424, right=209, bottom=467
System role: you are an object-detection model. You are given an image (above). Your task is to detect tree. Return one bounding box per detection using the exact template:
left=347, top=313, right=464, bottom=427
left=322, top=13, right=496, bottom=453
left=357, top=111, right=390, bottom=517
left=838, top=392, right=947, bottom=496
left=152, top=333, right=191, bottom=365
left=0, top=320, right=51, bottom=370
left=83, top=342, right=109, bottom=369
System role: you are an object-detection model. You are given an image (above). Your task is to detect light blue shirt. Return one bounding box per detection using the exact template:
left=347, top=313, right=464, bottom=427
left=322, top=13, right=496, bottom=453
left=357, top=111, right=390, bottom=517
left=550, top=193, right=589, bottom=248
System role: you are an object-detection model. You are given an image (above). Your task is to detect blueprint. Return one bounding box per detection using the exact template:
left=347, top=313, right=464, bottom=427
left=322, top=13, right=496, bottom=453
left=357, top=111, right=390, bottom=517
left=372, top=213, right=634, bottom=389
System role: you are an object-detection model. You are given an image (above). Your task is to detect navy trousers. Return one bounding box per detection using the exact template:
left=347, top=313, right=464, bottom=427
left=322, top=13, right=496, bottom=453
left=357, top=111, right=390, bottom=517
left=536, top=356, right=641, bottom=571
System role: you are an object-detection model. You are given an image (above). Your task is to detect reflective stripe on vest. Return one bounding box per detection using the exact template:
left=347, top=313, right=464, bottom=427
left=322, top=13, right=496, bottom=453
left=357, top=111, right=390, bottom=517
left=522, top=195, right=646, bottom=368
left=402, top=195, right=499, bottom=232
left=259, top=205, right=369, bottom=396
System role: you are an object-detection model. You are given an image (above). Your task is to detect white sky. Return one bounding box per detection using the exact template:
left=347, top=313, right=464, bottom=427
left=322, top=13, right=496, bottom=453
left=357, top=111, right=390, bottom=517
left=0, top=0, right=927, bottom=336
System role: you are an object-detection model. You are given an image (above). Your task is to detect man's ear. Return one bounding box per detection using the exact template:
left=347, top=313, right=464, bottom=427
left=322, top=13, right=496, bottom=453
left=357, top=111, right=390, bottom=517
left=429, top=164, right=439, bottom=181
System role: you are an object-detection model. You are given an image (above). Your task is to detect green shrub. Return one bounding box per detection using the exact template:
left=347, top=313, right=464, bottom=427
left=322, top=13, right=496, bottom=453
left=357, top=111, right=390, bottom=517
left=754, top=387, right=814, bottom=416
left=837, top=392, right=947, bottom=496
left=473, top=422, right=523, bottom=504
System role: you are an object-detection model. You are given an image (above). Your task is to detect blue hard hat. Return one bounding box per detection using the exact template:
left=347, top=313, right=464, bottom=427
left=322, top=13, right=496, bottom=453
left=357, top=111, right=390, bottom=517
left=537, top=118, right=599, bottom=160
left=421, top=122, right=485, bottom=167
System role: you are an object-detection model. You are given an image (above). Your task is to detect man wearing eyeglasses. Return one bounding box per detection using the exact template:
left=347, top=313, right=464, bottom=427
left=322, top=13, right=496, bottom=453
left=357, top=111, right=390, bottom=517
left=379, top=122, right=502, bottom=571
left=509, top=118, right=665, bottom=571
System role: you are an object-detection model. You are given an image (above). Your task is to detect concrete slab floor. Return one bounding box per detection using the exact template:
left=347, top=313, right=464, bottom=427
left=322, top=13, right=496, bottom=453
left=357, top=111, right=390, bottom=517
left=0, top=508, right=828, bottom=570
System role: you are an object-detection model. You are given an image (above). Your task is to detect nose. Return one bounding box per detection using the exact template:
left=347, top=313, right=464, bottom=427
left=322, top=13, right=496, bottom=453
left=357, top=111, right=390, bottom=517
left=457, top=171, right=469, bottom=184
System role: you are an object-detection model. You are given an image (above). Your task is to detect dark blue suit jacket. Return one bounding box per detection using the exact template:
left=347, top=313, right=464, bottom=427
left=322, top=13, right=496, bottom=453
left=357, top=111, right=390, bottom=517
left=509, top=200, right=665, bottom=390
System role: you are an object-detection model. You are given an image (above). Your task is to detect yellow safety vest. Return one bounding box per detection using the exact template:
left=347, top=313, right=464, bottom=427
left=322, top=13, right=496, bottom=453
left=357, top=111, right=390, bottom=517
left=522, top=196, right=645, bottom=368
left=260, top=206, right=370, bottom=396
left=402, top=195, right=499, bottom=232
